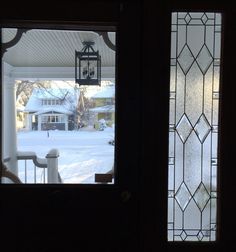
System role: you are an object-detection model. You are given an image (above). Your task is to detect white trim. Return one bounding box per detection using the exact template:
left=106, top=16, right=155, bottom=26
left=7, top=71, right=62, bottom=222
left=34, top=108, right=73, bottom=115
left=10, top=66, right=115, bottom=80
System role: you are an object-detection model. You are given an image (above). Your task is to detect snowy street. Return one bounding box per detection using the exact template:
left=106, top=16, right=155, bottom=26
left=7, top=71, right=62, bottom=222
left=17, top=127, right=115, bottom=184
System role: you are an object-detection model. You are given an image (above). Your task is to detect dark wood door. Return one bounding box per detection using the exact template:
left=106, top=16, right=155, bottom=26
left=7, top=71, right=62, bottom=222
left=0, top=2, right=142, bottom=251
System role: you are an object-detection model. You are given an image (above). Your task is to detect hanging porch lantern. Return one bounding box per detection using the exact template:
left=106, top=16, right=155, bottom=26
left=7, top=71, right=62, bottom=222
left=75, top=41, right=101, bottom=86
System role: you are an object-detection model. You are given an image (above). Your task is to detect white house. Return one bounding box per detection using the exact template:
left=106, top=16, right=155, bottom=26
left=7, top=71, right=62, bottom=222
left=24, top=87, right=80, bottom=131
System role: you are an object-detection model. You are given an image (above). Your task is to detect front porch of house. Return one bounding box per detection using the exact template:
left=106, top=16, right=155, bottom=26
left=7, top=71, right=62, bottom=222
left=26, top=111, right=71, bottom=131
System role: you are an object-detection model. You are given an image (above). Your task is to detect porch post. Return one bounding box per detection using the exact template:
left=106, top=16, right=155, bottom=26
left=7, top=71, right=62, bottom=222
left=3, top=67, right=18, bottom=174
left=46, top=149, right=59, bottom=183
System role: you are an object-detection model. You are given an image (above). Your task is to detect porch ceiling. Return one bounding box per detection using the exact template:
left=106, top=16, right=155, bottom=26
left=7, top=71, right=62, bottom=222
left=2, top=28, right=115, bottom=68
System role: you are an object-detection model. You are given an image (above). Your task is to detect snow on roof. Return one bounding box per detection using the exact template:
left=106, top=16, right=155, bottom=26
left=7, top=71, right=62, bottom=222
left=90, top=85, right=115, bottom=99
left=24, top=88, right=79, bottom=113
left=34, top=107, right=73, bottom=115
left=89, top=105, right=115, bottom=113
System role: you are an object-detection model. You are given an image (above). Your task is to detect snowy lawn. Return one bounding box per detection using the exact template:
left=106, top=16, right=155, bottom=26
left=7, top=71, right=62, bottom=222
left=17, top=127, right=115, bottom=184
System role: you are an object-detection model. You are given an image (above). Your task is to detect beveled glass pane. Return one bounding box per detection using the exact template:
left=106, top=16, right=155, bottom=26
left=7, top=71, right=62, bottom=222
left=175, top=183, right=192, bottom=210
left=176, top=114, right=192, bottom=143
left=168, top=12, right=222, bottom=242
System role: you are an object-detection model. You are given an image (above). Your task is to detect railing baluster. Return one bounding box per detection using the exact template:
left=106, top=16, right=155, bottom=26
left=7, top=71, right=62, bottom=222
left=17, top=149, right=60, bottom=184
left=25, top=160, right=27, bottom=183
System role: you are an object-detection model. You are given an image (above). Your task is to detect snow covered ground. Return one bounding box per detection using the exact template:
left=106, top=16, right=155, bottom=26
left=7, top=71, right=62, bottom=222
left=17, top=127, right=115, bottom=184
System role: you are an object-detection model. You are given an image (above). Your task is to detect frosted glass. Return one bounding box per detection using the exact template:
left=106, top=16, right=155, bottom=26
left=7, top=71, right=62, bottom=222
left=171, top=32, right=177, bottom=59
left=194, top=115, right=211, bottom=143
left=203, top=65, right=213, bottom=121
left=202, top=135, right=211, bottom=187
left=169, top=133, right=174, bottom=158
left=176, top=115, right=192, bottom=143
left=168, top=166, right=174, bottom=190
left=177, top=26, right=187, bottom=55
left=169, top=100, right=175, bottom=125
left=196, top=45, right=213, bottom=74
left=206, top=26, right=214, bottom=55
left=175, top=65, right=185, bottom=123
left=168, top=12, right=221, bottom=242
left=185, top=63, right=203, bottom=125
left=184, top=132, right=202, bottom=194
left=184, top=200, right=201, bottom=230
left=170, top=67, right=176, bottom=91
left=174, top=136, right=184, bottom=192
left=187, top=26, right=204, bottom=57
left=172, top=13, right=177, bottom=24
left=189, top=13, right=203, bottom=19
left=214, top=67, right=220, bottom=91
left=214, top=33, right=221, bottom=58
left=175, top=183, right=192, bottom=210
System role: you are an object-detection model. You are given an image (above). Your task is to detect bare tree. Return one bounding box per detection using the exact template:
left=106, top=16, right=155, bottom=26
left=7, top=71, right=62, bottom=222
left=15, top=80, right=52, bottom=106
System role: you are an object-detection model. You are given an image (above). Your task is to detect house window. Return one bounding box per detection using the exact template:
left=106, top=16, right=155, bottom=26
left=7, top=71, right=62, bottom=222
left=42, top=115, right=63, bottom=123
left=1, top=27, right=116, bottom=185
left=168, top=12, right=222, bottom=241
left=42, top=99, right=61, bottom=105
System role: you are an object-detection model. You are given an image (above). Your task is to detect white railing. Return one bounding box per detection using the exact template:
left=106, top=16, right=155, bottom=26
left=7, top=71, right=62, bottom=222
left=2, top=149, right=61, bottom=183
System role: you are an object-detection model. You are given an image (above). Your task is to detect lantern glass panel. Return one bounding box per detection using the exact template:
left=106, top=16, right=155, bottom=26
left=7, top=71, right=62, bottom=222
left=80, top=59, right=98, bottom=80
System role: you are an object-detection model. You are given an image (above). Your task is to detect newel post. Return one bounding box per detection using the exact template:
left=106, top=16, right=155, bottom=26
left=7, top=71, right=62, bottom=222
left=46, top=148, right=59, bottom=183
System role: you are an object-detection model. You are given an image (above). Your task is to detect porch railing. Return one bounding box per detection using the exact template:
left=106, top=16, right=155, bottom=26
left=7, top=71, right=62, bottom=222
left=3, top=149, right=61, bottom=183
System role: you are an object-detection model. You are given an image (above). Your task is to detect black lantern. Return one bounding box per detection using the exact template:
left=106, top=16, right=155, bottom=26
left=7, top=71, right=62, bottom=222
left=75, top=41, right=101, bottom=86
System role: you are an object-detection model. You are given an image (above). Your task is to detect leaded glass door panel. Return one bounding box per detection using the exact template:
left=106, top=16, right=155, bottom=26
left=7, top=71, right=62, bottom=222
left=168, top=12, right=222, bottom=242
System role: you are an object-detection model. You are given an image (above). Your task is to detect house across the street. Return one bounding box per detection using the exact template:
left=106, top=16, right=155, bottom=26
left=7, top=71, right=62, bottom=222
left=24, top=87, right=80, bottom=131
left=88, top=84, right=115, bottom=129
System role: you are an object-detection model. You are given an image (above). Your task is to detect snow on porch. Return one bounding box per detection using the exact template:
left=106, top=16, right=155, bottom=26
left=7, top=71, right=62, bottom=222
left=17, top=127, right=115, bottom=184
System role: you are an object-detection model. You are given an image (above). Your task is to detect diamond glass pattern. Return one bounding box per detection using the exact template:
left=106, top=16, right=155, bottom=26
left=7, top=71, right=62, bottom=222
left=201, top=14, right=208, bottom=24
left=175, top=183, right=192, bottom=211
left=168, top=12, right=221, bottom=241
left=197, top=231, right=204, bottom=241
left=177, top=45, right=195, bottom=74
left=180, top=230, right=187, bottom=240
left=193, top=183, right=210, bottom=211
left=184, top=14, right=191, bottom=24
left=196, top=45, right=213, bottom=74
left=176, top=114, right=192, bottom=143
left=194, top=114, right=211, bottom=143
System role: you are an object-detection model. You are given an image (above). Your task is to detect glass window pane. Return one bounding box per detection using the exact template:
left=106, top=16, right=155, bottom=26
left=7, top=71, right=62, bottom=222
left=1, top=28, right=116, bottom=184
left=168, top=12, right=222, bottom=242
